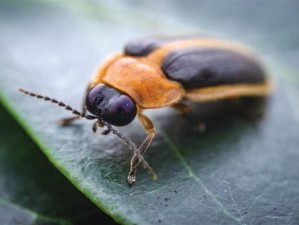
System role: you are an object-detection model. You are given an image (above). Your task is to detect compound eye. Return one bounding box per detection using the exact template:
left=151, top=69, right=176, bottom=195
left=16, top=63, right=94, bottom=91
left=106, top=95, right=137, bottom=126
left=85, top=84, right=105, bottom=115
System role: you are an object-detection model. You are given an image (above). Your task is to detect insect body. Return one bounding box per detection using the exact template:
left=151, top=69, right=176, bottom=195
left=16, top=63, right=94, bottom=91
left=19, top=36, right=271, bottom=185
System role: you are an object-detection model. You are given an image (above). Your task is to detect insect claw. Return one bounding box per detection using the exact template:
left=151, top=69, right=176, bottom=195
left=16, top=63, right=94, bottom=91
left=127, top=174, right=136, bottom=186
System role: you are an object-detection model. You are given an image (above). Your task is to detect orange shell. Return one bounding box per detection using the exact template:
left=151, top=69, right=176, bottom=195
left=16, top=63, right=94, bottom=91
left=91, top=56, right=185, bottom=109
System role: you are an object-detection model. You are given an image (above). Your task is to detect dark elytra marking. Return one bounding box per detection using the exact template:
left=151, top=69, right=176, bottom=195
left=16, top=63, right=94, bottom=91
left=124, top=36, right=200, bottom=57
left=162, top=47, right=266, bottom=88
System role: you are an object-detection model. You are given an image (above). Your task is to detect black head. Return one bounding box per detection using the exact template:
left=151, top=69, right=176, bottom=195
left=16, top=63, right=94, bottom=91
left=85, top=84, right=137, bottom=126
left=18, top=87, right=139, bottom=165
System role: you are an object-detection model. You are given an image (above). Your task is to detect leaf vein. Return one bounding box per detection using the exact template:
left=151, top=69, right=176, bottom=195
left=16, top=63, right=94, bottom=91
left=161, top=131, right=242, bottom=224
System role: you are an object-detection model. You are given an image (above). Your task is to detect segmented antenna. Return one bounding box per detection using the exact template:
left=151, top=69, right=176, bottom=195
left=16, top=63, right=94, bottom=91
left=17, top=88, right=138, bottom=145
left=101, top=120, right=136, bottom=147
left=18, top=88, right=97, bottom=120
left=101, top=120, right=145, bottom=161
left=103, top=119, right=155, bottom=178
left=18, top=88, right=152, bottom=176
left=18, top=88, right=136, bottom=150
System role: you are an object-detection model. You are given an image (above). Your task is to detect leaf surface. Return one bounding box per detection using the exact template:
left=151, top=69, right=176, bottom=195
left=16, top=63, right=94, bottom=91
left=0, top=198, right=70, bottom=225
left=0, top=100, right=118, bottom=224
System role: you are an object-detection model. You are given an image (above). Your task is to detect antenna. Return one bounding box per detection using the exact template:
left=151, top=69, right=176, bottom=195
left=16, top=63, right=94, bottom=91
left=101, top=120, right=153, bottom=173
left=18, top=88, right=97, bottom=120
left=18, top=88, right=155, bottom=183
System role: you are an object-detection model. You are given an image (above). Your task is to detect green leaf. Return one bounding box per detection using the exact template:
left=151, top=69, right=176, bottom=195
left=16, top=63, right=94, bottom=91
left=0, top=103, right=120, bottom=225
left=0, top=199, right=70, bottom=225
left=1, top=2, right=299, bottom=225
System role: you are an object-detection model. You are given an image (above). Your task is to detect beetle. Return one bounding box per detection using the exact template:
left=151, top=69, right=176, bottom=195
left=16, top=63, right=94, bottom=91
left=19, top=36, right=272, bottom=185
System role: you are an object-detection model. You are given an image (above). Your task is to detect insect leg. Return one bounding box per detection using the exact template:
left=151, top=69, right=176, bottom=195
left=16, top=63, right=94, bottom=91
left=172, top=102, right=192, bottom=114
left=127, top=109, right=157, bottom=185
left=173, top=101, right=207, bottom=133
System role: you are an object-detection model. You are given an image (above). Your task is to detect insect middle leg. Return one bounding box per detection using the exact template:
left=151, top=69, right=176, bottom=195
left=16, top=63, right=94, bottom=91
left=172, top=102, right=192, bottom=114
left=127, top=109, right=157, bottom=185
left=172, top=101, right=206, bottom=133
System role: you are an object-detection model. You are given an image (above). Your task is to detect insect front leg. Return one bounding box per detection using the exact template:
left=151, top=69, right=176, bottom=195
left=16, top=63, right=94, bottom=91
left=127, top=109, right=157, bottom=186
